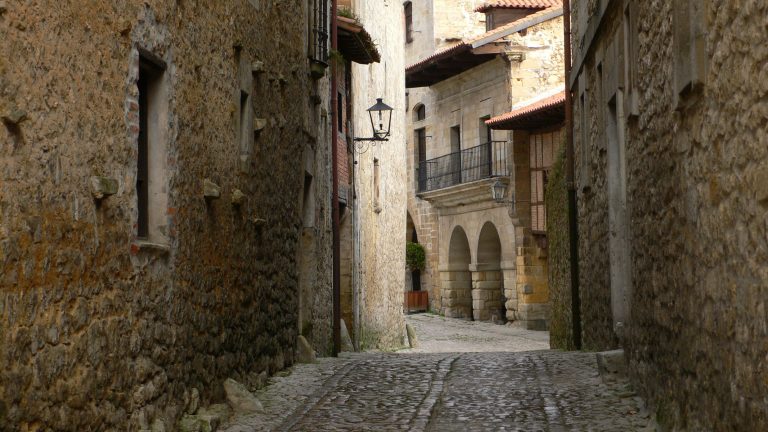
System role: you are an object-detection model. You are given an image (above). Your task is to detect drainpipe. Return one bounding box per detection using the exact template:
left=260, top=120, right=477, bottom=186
left=563, top=0, right=582, bottom=350
left=331, top=0, right=341, bottom=356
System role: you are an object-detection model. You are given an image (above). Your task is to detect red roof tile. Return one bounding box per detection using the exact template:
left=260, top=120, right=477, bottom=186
left=475, top=0, right=561, bottom=13
left=486, top=90, right=565, bottom=129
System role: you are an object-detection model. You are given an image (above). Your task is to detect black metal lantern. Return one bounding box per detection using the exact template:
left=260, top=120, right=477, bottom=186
left=356, top=98, right=393, bottom=142
left=491, top=179, right=507, bottom=203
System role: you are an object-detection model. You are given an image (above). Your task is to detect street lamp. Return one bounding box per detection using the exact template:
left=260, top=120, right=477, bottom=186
left=491, top=179, right=507, bottom=202
left=491, top=178, right=526, bottom=216
left=355, top=98, right=393, bottom=142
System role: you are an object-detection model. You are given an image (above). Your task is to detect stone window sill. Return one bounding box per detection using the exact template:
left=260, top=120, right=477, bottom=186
left=132, top=241, right=171, bottom=255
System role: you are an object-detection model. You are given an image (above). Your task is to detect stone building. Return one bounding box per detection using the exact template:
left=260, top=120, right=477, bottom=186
left=487, top=91, right=565, bottom=330
left=0, top=1, right=334, bottom=429
left=563, top=0, right=768, bottom=429
left=338, top=0, right=408, bottom=350
left=404, top=0, right=564, bottom=328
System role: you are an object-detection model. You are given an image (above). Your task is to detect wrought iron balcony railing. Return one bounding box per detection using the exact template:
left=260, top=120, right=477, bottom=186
left=417, top=141, right=509, bottom=193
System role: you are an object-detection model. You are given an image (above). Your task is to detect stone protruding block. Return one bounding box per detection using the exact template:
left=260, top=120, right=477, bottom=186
left=340, top=318, right=354, bottom=352
left=406, top=323, right=419, bottom=348
left=596, top=349, right=627, bottom=380
left=251, top=60, right=265, bottom=74
left=223, top=378, right=263, bottom=414
left=203, top=179, right=221, bottom=199
left=231, top=189, right=246, bottom=206
left=297, top=335, right=316, bottom=363
left=89, top=176, right=118, bottom=200
left=2, top=109, right=26, bottom=125
left=254, top=117, right=267, bottom=132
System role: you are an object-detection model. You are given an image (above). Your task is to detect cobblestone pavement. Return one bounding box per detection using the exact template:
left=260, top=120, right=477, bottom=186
left=222, top=315, right=653, bottom=431
left=400, top=313, right=550, bottom=353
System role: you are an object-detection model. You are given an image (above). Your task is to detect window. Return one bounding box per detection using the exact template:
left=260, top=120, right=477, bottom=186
left=415, top=128, right=427, bottom=191
left=404, top=1, right=413, bottom=44
left=579, top=88, right=591, bottom=191
left=622, top=1, right=639, bottom=117
left=529, top=129, right=560, bottom=233
left=302, top=173, right=315, bottom=228
left=239, top=90, right=252, bottom=154
left=414, top=103, right=425, bottom=122
left=478, top=116, right=491, bottom=144
left=309, top=0, right=329, bottom=62
left=450, top=125, right=461, bottom=184
left=673, top=0, right=707, bottom=97
left=337, top=92, right=344, bottom=131
left=136, top=49, right=168, bottom=242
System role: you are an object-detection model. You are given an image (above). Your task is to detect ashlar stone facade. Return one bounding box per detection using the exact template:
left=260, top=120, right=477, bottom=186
left=0, top=1, right=332, bottom=429
left=405, top=4, right=564, bottom=328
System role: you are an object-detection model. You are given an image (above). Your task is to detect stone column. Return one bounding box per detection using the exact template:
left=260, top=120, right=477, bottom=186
left=469, top=264, right=503, bottom=322
left=440, top=265, right=472, bottom=319
left=516, top=244, right=550, bottom=330
left=501, top=261, right=517, bottom=322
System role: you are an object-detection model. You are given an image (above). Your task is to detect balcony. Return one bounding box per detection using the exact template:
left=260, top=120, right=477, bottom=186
left=417, top=141, right=509, bottom=193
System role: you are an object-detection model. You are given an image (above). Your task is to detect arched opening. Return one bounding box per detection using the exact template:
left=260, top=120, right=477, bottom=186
left=474, top=222, right=505, bottom=322
left=441, top=226, right=473, bottom=319
left=405, top=212, right=429, bottom=313
left=413, top=103, right=426, bottom=122
left=405, top=212, right=421, bottom=292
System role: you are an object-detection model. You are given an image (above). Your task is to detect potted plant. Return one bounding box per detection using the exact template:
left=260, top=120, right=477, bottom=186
left=404, top=242, right=428, bottom=312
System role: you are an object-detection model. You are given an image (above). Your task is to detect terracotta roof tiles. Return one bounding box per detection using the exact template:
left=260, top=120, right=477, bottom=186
left=475, top=0, right=561, bottom=13
left=486, top=90, right=565, bottom=129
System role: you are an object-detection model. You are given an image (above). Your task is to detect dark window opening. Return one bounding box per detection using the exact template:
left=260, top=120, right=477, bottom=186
left=137, top=56, right=164, bottom=239
left=414, top=103, right=426, bottom=121
left=404, top=1, right=413, bottom=43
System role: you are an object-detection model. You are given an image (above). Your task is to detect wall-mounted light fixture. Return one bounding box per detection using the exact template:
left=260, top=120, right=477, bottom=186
left=490, top=178, right=528, bottom=216
left=354, top=98, right=393, bottom=142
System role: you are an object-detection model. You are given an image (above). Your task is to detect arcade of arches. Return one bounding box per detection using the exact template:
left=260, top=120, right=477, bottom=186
left=441, top=222, right=511, bottom=322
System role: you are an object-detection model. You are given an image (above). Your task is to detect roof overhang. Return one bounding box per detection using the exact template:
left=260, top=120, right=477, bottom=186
left=337, top=16, right=380, bottom=64
left=405, top=43, right=503, bottom=88
left=475, top=0, right=561, bottom=13
left=406, top=7, right=562, bottom=88
left=487, top=91, right=565, bottom=130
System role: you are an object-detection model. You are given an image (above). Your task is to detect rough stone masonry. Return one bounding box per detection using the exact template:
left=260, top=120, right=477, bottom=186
left=0, top=1, right=326, bottom=430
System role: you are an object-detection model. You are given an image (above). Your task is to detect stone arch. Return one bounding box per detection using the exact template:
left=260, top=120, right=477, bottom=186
left=472, top=222, right=505, bottom=322
left=405, top=211, right=422, bottom=294
left=441, top=226, right=473, bottom=319
left=413, top=103, right=426, bottom=122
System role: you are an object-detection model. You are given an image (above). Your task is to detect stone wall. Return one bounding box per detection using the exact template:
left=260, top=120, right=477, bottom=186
left=544, top=142, right=574, bottom=349
left=0, top=1, right=330, bottom=429
left=571, top=0, right=768, bottom=429
left=350, top=0, right=407, bottom=350
left=571, top=2, right=621, bottom=352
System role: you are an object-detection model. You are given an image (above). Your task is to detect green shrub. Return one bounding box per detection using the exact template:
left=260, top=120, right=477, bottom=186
left=406, top=242, right=426, bottom=271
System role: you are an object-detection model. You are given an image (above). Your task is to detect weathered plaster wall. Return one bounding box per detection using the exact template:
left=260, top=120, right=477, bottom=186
left=0, top=1, right=329, bottom=429
left=572, top=0, right=768, bottom=429
left=351, top=0, right=407, bottom=350
left=433, top=0, right=486, bottom=43
left=505, top=16, right=565, bottom=106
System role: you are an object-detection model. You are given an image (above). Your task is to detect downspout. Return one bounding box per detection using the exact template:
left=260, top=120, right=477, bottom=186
left=352, top=142, right=361, bottom=351
left=563, top=0, right=582, bottom=350
left=331, top=0, right=341, bottom=356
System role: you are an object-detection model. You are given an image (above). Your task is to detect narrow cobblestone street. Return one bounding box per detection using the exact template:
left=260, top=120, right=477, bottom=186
left=223, top=315, right=652, bottom=431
